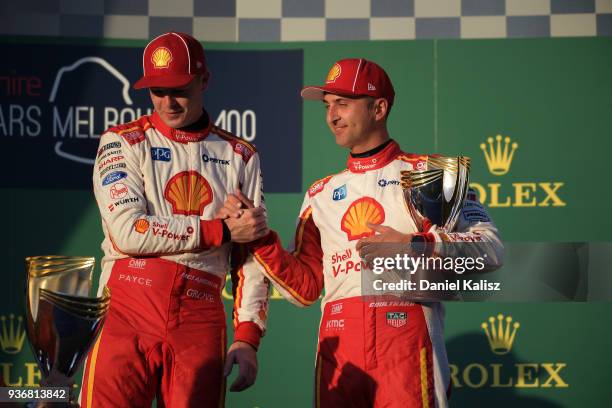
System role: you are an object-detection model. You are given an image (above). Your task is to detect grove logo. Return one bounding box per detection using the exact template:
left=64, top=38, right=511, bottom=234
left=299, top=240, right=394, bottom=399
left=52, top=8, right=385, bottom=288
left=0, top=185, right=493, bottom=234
left=470, top=135, right=565, bottom=208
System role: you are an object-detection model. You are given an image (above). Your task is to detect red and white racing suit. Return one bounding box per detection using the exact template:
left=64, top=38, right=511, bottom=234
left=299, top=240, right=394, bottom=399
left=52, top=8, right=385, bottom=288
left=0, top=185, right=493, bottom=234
left=81, top=111, right=270, bottom=408
left=250, top=140, right=503, bottom=408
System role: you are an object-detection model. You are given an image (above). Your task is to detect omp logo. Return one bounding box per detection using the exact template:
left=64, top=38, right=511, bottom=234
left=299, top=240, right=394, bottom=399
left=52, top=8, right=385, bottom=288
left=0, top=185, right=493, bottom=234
left=128, top=259, right=146, bottom=269
left=481, top=314, right=520, bottom=355
left=480, top=135, right=518, bottom=176
left=0, top=314, right=26, bottom=354
left=471, top=135, right=565, bottom=208
left=331, top=303, right=343, bottom=315
left=449, top=313, right=569, bottom=389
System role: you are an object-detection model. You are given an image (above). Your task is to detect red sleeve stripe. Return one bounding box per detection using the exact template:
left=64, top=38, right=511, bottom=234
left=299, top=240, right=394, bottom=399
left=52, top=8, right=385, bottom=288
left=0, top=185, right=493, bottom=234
left=253, top=253, right=316, bottom=306
left=293, top=206, right=313, bottom=256
left=232, top=266, right=245, bottom=328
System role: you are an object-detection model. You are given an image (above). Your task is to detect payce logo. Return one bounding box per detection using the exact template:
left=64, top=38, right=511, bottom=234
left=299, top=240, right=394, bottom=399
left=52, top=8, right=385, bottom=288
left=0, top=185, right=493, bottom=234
left=470, top=135, right=565, bottom=208
left=449, top=314, right=568, bottom=389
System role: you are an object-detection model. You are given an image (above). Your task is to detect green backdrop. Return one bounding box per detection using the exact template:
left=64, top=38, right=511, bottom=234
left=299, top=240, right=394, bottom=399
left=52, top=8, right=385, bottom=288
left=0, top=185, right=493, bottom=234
left=1, top=36, right=611, bottom=407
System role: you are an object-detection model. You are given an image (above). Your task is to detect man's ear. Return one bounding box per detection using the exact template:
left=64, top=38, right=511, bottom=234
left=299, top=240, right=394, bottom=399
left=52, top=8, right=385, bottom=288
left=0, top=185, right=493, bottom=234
left=374, top=98, right=388, bottom=121
left=201, top=72, right=210, bottom=91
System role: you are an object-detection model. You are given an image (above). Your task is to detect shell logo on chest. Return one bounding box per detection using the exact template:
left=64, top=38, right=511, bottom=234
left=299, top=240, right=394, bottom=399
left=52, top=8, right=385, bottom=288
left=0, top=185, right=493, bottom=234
left=164, top=171, right=213, bottom=215
left=340, top=197, right=385, bottom=241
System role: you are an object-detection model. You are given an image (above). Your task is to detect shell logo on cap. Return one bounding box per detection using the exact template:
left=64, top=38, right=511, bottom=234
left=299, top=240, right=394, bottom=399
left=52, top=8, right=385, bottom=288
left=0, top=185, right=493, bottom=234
left=152, top=47, right=173, bottom=69
left=164, top=171, right=213, bottom=215
left=341, top=197, right=385, bottom=241
left=326, top=63, right=342, bottom=84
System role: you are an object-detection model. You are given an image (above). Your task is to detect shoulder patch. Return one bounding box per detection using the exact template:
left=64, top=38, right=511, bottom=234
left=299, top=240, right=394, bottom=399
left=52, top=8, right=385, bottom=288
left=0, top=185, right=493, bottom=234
left=308, top=175, right=333, bottom=198
left=212, top=125, right=257, bottom=163
left=397, top=153, right=427, bottom=170
left=107, top=116, right=150, bottom=145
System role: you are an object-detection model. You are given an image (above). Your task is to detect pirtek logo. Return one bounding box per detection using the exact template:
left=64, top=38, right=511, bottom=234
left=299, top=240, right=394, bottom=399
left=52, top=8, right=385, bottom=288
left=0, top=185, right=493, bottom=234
left=449, top=314, right=569, bottom=389
left=470, top=135, right=565, bottom=208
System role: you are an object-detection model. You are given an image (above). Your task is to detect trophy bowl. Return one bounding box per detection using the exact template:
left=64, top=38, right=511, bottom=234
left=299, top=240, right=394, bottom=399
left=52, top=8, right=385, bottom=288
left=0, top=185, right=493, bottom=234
left=401, top=155, right=471, bottom=232
left=25, top=256, right=110, bottom=407
left=393, top=156, right=471, bottom=301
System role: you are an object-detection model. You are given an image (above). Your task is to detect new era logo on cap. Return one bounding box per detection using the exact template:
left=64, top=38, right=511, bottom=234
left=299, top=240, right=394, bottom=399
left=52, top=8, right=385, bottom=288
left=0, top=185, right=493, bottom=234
left=368, top=83, right=376, bottom=91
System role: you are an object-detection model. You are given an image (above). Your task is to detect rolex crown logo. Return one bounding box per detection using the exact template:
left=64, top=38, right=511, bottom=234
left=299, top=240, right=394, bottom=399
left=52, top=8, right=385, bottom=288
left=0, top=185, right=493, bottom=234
left=481, top=314, right=520, bottom=355
left=480, top=135, right=518, bottom=176
left=0, top=314, right=26, bottom=354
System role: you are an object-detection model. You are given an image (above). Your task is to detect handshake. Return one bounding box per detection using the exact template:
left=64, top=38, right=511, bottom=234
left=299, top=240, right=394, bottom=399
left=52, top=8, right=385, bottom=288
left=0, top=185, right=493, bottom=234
left=216, top=190, right=269, bottom=243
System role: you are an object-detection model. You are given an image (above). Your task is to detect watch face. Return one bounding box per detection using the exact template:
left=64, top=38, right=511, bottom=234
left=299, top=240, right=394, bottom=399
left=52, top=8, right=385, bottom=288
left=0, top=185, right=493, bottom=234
left=411, top=234, right=426, bottom=244
left=410, top=234, right=428, bottom=256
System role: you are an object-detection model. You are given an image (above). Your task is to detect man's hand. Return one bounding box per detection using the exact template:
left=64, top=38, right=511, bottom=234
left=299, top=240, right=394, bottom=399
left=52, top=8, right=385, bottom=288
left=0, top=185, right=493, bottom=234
left=356, top=222, right=413, bottom=266
left=215, top=191, right=255, bottom=219
left=219, top=190, right=268, bottom=242
left=223, top=341, right=258, bottom=392
left=223, top=208, right=268, bottom=242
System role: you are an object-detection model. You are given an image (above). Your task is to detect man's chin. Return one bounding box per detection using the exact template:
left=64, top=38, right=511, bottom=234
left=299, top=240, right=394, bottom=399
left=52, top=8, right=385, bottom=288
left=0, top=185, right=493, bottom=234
left=334, top=135, right=351, bottom=149
left=161, top=114, right=187, bottom=128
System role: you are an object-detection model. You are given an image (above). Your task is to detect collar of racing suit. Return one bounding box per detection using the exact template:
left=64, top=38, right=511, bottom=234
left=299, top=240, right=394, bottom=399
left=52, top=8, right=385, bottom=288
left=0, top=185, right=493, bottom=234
left=150, top=110, right=212, bottom=143
left=346, top=139, right=400, bottom=173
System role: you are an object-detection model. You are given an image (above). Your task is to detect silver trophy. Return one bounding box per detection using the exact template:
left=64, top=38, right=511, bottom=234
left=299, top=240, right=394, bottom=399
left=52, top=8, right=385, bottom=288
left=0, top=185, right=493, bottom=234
left=396, top=156, right=471, bottom=301
left=401, top=155, right=471, bottom=232
left=25, top=256, right=110, bottom=407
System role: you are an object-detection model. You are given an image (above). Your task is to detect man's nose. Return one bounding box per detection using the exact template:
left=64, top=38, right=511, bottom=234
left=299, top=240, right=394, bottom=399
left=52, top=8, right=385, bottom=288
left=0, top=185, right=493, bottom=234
left=327, top=105, right=338, bottom=123
left=162, top=94, right=177, bottom=105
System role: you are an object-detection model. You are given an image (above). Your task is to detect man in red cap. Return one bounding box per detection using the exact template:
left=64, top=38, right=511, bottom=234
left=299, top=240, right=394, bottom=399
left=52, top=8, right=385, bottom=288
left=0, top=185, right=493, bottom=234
left=81, top=32, right=271, bottom=407
left=222, top=58, right=503, bottom=407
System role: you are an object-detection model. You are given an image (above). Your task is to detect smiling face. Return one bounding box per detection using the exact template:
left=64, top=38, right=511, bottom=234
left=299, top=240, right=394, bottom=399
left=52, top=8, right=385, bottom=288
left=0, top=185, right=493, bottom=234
left=323, top=93, right=388, bottom=153
left=149, top=75, right=205, bottom=128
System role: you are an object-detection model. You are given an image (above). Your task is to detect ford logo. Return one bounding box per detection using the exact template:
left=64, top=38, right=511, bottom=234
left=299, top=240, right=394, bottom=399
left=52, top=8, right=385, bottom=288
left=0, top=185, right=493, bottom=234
left=102, top=171, right=127, bottom=186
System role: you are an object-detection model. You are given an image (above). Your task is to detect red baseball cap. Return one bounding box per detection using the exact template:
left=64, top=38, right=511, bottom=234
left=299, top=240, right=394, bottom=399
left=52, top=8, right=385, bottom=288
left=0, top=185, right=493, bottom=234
left=301, top=58, right=395, bottom=106
left=133, top=31, right=208, bottom=90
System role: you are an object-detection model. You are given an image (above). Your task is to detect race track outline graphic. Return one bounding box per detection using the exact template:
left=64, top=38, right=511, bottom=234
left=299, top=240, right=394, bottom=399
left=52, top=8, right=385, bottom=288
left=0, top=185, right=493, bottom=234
left=49, top=57, right=133, bottom=165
